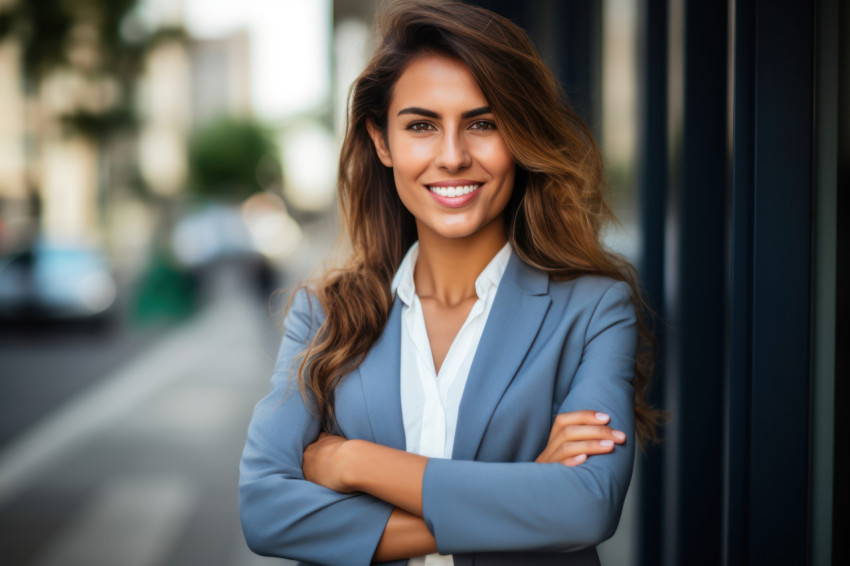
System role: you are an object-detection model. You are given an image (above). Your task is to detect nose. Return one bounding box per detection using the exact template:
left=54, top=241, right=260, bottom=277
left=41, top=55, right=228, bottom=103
left=435, top=130, right=471, bottom=172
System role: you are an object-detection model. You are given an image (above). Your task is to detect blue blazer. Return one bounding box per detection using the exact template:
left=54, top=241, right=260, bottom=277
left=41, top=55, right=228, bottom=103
left=239, top=254, right=638, bottom=566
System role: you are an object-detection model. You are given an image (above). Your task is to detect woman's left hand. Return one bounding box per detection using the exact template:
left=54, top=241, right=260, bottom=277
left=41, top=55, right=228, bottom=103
left=535, top=410, right=626, bottom=466
left=302, top=432, right=353, bottom=492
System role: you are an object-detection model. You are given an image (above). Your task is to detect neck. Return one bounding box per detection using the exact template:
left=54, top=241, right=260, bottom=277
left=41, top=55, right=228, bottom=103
left=413, top=217, right=507, bottom=307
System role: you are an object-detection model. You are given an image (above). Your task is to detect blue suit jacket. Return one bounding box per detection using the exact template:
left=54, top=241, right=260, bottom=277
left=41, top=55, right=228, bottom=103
left=239, top=254, right=637, bottom=566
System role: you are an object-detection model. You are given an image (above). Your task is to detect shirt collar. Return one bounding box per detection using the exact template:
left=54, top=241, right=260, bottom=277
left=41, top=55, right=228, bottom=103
left=391, top=241, right=513, bottom=306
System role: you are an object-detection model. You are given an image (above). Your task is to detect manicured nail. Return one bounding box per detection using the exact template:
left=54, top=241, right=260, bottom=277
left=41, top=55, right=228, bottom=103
left=612, top=430, right=626, bottom=441
left=574, top=454, right=587, bottom=463
left=595, top=412, right=609, bottom=421
left=600, top=439, right=614, bottom=447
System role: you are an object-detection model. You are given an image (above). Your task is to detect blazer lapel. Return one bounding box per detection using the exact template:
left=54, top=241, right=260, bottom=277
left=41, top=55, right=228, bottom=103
left=356, top=297, right=407, bottom=450
left=452, top=255, right=551, bottom=460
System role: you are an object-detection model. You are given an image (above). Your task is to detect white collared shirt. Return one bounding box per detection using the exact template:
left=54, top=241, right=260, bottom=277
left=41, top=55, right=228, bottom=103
left=391, top=241, right=512, bottom=566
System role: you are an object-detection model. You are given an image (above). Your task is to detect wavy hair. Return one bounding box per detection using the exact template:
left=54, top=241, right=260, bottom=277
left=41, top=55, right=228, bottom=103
left=296, top=0, right=662, bottom=445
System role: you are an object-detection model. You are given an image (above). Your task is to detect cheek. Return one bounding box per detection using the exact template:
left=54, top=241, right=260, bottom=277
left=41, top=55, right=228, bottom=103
left=492, top=149, right=516, bottom=178
left=476, top=139, right=515, bottom=177
left=494, top=175, right=515, bottom=214
left=491, top=162, right=516, bottom=213
left=392, top=169, right=423, bottom=214
left=392, top=169, right=412, bottom=200
left=389, top=138, right=432, bottom=177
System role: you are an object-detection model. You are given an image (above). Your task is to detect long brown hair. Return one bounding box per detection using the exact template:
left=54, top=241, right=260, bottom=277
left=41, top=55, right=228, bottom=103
left=297, top=0, right=662, bottom=445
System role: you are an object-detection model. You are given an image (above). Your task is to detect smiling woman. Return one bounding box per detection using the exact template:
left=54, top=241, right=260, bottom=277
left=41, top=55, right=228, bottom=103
left=239, top=2, right=661, bottom=565
left=367, top=54, right=515, bottom=245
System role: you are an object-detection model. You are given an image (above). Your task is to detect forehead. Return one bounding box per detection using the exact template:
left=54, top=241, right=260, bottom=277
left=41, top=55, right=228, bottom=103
left=389, top=53, right=488, bottom=112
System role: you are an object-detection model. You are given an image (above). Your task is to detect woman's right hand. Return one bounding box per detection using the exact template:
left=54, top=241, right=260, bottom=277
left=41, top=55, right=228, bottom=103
left=535, top=410, right=627, bottom=466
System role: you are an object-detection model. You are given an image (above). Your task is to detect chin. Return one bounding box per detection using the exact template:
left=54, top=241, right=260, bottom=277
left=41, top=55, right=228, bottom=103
left=425, top=222, right=490, bottom=241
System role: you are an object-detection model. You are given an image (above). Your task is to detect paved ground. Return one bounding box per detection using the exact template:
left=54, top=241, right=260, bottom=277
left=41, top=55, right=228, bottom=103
left=0, top=304, right=167, bottom=449
left=0, top=273, right=294, bottom=566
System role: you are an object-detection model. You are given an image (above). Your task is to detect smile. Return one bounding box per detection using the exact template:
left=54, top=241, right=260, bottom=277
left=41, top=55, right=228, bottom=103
left=426, top=184, right=481, bottom=198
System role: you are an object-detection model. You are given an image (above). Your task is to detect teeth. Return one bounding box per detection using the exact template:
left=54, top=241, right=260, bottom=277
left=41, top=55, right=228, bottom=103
left=427, top=184, right=480, bottom=197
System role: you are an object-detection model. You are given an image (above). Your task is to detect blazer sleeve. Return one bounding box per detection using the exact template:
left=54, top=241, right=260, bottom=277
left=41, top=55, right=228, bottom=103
left=421, top=280, right=638, bottom=554
left=238, top=289, right=395, bottom=566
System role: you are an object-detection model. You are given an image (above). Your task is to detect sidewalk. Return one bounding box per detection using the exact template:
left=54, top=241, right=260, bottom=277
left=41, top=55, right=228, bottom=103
left=0, top=288, right=293, bottom=566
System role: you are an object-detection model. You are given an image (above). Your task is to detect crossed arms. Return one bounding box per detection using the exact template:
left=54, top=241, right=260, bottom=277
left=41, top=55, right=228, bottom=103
left=239, top=281, right=637, bottom=565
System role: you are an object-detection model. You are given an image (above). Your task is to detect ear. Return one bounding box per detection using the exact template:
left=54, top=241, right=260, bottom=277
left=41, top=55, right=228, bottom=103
left=366, top=119, right=393, bottom=168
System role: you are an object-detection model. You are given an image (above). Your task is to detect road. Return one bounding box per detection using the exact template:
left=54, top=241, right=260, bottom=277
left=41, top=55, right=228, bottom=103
left=0, top=313, right=167, bottom=450
left=0, top=267, right=296, bottom=565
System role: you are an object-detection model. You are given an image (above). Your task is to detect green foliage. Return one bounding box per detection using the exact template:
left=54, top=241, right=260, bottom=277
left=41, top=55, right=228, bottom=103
left=1, top=0, right=159, bottom=128
left=188, top=118, right=281, bottom=201
left=0, top=9, right=15, bottom=40
left=146, top=26, right=189, bottom=49
left=1, top=0, right=143, bottom=78
left=61, top=107, right=136, bottom=139
left=3, top=0, right=71, bottom=85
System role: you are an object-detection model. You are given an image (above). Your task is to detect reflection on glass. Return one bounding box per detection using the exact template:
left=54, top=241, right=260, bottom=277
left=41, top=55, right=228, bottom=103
left=602, top=0, right=640, bottom=264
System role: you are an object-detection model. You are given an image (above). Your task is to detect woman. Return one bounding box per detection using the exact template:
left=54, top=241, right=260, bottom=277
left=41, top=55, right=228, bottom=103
left=239, top=2, right=659, bottom=565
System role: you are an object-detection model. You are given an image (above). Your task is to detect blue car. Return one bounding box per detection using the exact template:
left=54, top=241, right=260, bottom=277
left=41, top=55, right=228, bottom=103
left=0, top=241, right=118, bottom=324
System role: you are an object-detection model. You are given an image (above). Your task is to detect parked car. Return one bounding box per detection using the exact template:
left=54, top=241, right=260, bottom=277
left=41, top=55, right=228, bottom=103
left=0, top=241, right=118, bottom=325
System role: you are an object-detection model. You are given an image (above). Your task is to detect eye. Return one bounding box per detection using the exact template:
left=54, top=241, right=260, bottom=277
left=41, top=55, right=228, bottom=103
left=469, top=120, right=496, bottom=131
left=406, top=120, right=435, bottom=133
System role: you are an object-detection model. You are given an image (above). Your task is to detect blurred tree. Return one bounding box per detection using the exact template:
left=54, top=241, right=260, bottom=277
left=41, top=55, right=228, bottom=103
left=187, top=117, right=282, bottom=201
left=0, top=0, right=72, bottom=91
left=0, top=0, right=182, bottom=223
left=0, top=0, right=145, bottom=123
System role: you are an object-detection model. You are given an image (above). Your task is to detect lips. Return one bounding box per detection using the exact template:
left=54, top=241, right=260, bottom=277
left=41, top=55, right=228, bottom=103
left=426, top=183, right=481, bottom=197
left=424, top=181, right=483, bottom=207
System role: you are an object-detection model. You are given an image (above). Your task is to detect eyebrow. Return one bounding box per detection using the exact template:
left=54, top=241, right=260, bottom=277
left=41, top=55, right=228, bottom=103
left=396, top=106, right=492, bottom=119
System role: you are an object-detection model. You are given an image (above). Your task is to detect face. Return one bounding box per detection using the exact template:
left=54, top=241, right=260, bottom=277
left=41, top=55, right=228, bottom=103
left=367, top=53, right=515, bottom=242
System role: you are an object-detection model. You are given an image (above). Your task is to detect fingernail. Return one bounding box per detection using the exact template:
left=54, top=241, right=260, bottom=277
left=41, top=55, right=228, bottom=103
left=613, top=430, right=626, bottom=441
left=574, top=454, right=587, bottom=463
left=596, top=412, right=609, bottom=421
left=600, top=439, right=614, bottom=447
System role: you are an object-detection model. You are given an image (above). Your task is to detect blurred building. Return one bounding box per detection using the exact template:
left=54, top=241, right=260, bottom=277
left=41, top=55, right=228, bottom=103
left=0, top=35, right=111, bottom=250
left=138, top=35, right=192, bottom=199
left=189, top=30, right=252, bottom=125
left=0, top=32, right=27, bottom=251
